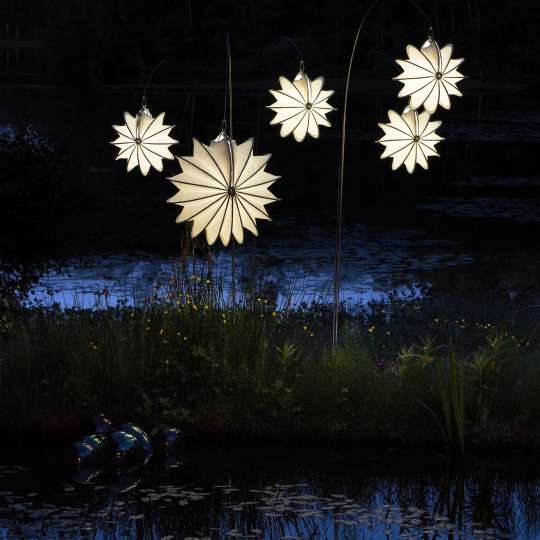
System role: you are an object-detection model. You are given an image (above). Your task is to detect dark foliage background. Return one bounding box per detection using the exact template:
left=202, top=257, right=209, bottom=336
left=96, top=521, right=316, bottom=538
left=23, top=0, right=540, bottom=85
left=0, top=0, right=539, bottom=297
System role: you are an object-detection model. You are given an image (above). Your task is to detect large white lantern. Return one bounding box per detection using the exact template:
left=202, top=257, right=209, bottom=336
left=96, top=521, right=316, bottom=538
left=111, top=106, right=177, bottom=176
left=377, top=108, right=443, bottom=173
left=268, top=67, right=335, bottom=142
left=167, top=132, right=279, bottom=246
left=394, top=39, right=465, bottom=114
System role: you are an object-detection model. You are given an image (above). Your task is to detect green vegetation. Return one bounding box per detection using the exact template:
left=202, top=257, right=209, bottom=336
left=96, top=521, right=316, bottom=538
left=1, top=276, right=540, bottom=453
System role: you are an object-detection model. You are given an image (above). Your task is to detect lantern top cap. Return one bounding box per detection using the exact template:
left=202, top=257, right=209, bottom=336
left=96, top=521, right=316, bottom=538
left=293, top=60, right=305, bottom=79
left=138, top=102, right=151, bottom=117
left=213, top=129, right=230, bottom=143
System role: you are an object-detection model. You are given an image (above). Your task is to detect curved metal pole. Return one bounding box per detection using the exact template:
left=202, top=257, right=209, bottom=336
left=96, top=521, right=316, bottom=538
left=223, top=33, right=237, bottom=307
left=279, top=36, right=304, bottom=71
left=332, top=0, right=433, bottom=352
left=141, top=60, right=166, bottom=109
left=222, top=33, right=233, bottom=136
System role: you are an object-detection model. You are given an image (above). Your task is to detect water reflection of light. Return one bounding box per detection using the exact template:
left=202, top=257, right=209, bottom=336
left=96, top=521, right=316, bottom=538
left=32, top=223, right=474, bottom=309
left=0, top=451, right=537, bottom=539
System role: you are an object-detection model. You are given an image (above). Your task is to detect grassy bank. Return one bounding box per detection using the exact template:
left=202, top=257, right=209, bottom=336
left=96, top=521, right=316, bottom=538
left=1, top=277, right=540, bottom=452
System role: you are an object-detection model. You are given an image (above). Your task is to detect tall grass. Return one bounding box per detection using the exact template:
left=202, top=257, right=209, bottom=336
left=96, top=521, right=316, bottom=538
left=418, top=349, right=465, bottom=453
left=1, top=276, right=540, bottom=450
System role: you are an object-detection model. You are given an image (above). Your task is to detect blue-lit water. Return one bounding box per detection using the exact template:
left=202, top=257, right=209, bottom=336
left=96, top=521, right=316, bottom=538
left=33, top=220, right=475, bottom=308
left=0, top=446, right=536, bottom=539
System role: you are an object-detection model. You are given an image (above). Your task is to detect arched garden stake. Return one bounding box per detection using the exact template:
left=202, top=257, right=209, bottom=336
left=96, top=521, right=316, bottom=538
left=332, top=0, right=465, bottom=351
left=111, top=61, right=177, bottom=176
left=268, top=38, right=336, bottom=142
left=167, top=35, right=280, bottom=305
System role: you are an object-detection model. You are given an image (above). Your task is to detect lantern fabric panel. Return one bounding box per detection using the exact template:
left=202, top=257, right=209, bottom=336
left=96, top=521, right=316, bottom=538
left=168, top=135, right=279, bottom=247
left=268, top=71, right=335, bottom=142
left=112, top=109, right=177, bottom=176
left=377, top=108, right=444, bottom=174
left=394, top=39, right=465, bottom=114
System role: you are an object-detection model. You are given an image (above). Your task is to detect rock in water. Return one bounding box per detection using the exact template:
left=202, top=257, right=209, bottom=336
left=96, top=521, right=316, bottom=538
left=163, top=427, right=182, bottom=447
left=109, top=430, right=145, bottom=465
left=74, top=463, right=101, bottom=484
left=75, top=420, right=156, bottom=471
left=74, top=441, right=94, bottom=462
left=74, top=434, right=107, bottom=463
left=93, top=414, right=113, bottom=434
left=111, top=474, right=140, bottom=492
left=120, top=423, right=153, bottom=464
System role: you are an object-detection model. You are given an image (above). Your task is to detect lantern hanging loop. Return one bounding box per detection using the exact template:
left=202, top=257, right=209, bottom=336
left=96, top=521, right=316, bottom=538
left=332, top=0, right=434, bottom=352
left=141, top=59, right=167, bottom=111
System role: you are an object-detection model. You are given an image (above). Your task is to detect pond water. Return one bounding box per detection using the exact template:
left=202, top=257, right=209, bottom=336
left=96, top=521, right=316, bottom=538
left=0, top=445, right=537, bottom=539
left=33, top=205, right=540, bottom=308
left=8, top=86, right=540, bottom=306
left=34, top=219, right=476, bottom=307
left=3, top=74, right=540, bottom=540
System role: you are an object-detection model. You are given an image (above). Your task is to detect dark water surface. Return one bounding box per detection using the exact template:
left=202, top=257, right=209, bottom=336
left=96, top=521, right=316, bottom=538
left=33, top=213, right=540, bottom=307
left=35, top=219, right=477, bottom=306
left=0, top=446, right=538, bottom=539
left=2, top=82, right=539, bottom=306
left=4, top=83, right=534, bottom=306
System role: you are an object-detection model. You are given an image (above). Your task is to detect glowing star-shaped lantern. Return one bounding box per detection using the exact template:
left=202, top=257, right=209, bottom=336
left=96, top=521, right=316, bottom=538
left=167, top=133, right=279, bottom=246
left=268, top=69, right=335, bottom=142
left=394, top=39, right=465, bottom=114
left=112, top=107, right=177, bottom=176
left=377, top=109, right=443, bottom=174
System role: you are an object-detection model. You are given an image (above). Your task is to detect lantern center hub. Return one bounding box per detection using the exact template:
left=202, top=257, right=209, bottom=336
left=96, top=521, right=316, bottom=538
left=435, top=71, right=443, bottom=79
left=135, top=137, right=142, bottom=145
left=413, top=135, right=420, bottom=142
left=306, top=102, right=312, bottom=109
left=228, top=186, right=236, bottom=197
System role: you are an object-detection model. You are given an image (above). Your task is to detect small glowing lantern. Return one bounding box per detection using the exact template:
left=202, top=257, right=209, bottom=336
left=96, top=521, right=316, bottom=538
left=268, top=64, right=335, bottom=142
left=377, top=108, right=443, bottom=173
left=167, top=132, right=279, bottom=246
left=111, top=106, right=177, bottom=176
left=394, top=39, right=465, bottom=114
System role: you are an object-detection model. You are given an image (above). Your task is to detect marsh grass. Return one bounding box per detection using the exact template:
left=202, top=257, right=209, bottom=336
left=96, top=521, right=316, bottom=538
left=417, top=348, right=466, bottom=453
left=1, top=274, right=540, bottom=450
